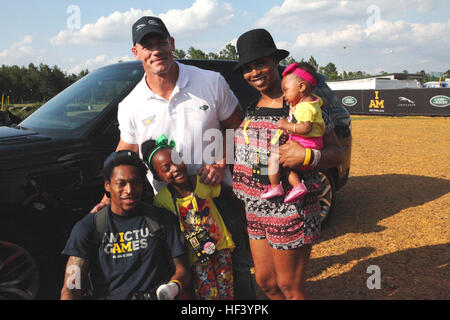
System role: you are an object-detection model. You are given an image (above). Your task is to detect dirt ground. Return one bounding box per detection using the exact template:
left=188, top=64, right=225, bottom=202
left=305, top=116, right=450, bottom=300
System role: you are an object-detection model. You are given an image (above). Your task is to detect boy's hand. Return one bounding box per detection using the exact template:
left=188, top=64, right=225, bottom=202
left=156, top=282, right=179, bottom=300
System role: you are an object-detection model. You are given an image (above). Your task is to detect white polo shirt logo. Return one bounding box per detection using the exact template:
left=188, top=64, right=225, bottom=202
left=142, top=115, right=156, bottom=126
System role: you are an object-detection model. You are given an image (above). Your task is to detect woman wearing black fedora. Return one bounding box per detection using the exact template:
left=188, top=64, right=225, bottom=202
left=232, top=29, right=344, bottom=300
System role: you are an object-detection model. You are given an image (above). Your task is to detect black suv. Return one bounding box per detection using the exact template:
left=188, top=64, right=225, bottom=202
left=0, top=60, right=351, bottom=299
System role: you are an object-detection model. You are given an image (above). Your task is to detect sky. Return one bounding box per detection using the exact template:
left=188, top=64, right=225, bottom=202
left=1, top=0, right=449, bottom=76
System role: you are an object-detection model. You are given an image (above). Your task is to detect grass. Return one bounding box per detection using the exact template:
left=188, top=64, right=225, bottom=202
left=307, top=116, right=450, bottom=299
left=351, top=115, right=449, bottom=120
left=5, top=103, right=43, bottom=120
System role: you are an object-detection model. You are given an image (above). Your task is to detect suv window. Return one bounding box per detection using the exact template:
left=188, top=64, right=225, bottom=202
left=20, top=65, right=144, bottom=137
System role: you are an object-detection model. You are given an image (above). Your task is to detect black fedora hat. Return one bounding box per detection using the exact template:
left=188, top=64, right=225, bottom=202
left=234, top=29, right=289, bottom=73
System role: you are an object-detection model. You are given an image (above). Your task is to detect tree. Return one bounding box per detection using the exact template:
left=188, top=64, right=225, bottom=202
left=344, top=70, right=371, bottom=79
left=187, top=47, right=208, bottom=60
left=280, top=56, right=296, bottom=66
left=24, top=63, right=41, bottom=102
left=173, top=49, right=186, bottom=59
left=7, top=66, right=25, bottom=101
left=0, top=72, right=5, bottom=98
left=417, top=70, right=430, bottom=83
left=38, top=63, right=55, bottom=102
left=307, top=56, right=319, bottom=71
left=319, top=62, right=339, bottom=80
left=218, top=43, right=237, bottom=61
left=0, top=63, right=84, bottom=104
left=207, top=52, right=220, bottom=60
left=77, top=69, right=89, bottom=80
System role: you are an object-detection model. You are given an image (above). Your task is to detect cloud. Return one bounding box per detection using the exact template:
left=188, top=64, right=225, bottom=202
left=255, top=0, right=328, bottom=27
left=50, top=0, right=234, bottom=46
left=255, top=0, right=439, bottom=29
left=282, top=18, right=450, bottom=72
left=253, top=0, right=448, bottom=72
left=50, top=8, right=153, bottom=46
left=66, top=54, right=134, bottom=74
left=160, top=0, right=234, bottom=35
left=288, top=19, right=450, bottom=51
left=0, top=35, right=33, bottom=57
left=0, top=35, right=46, bottom=65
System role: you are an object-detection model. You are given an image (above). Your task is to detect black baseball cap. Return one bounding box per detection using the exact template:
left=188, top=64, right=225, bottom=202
left=132, top=16, right=170, bottom=45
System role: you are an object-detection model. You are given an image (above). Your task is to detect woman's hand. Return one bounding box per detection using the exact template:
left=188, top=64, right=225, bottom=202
left=278, top=130, right=344, bottom=169
left=278, top=140, right=306, bottom=168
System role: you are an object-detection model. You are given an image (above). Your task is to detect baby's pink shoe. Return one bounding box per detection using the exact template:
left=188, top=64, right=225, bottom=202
left=260, top=184, right=284, bottom=199
left=284, top=183, right=308, bottom=203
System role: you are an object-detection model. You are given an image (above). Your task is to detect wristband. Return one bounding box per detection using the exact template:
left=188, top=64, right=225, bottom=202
left=169, top=279, right=182, bottom=294
left=303, top=148, right=312, bottom=166
left=310, top=149, right=322, bottom=168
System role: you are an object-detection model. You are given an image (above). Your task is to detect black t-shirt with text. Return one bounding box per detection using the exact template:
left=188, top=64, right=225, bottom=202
left=62, top=205, right=185, bottom=299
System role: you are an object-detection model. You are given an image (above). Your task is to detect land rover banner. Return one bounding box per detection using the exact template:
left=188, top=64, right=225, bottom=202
left=335, top=91, right=364, bottom=114
left=333, top=88, right=450, bottom=116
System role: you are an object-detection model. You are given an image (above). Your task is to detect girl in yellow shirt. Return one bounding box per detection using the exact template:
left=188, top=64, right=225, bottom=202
left=260, top=62, right=325, bottom=203
left=142, top=134, right=234, bottom=300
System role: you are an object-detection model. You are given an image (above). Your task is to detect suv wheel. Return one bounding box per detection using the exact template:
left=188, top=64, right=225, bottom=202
left=318, top=170, right=336, bottom=226
left=0, top=241, right=39, bottom=300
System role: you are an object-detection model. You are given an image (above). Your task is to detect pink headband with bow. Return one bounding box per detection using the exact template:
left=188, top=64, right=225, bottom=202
left=282, top=63, right=317, bottom=87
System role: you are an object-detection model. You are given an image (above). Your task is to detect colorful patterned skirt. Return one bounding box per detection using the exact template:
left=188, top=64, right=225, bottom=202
left=233, top=115, right=322, bottom=250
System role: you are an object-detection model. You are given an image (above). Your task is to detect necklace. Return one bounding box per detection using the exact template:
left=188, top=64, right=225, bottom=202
left=256, top=97, right=281, bottom=109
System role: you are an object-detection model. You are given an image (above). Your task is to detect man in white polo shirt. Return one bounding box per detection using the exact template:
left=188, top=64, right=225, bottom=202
left=91, top=16, right=254, bottom=299
left=118, top=16, right=243, bottom=192
left=118, top=46, right=239, bottom=192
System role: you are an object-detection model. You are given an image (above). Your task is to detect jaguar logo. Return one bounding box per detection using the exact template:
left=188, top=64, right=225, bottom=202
left=398, top=97, right=415, bottom=104
left=397, top=96, right=416, bottom=107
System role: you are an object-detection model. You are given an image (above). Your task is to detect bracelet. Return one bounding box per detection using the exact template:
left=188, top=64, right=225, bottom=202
left=169, top=279, right=182, bottom=294
left=303, top=148, right=312, bottom=166
left=309, top=149, right=322, bottom=168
